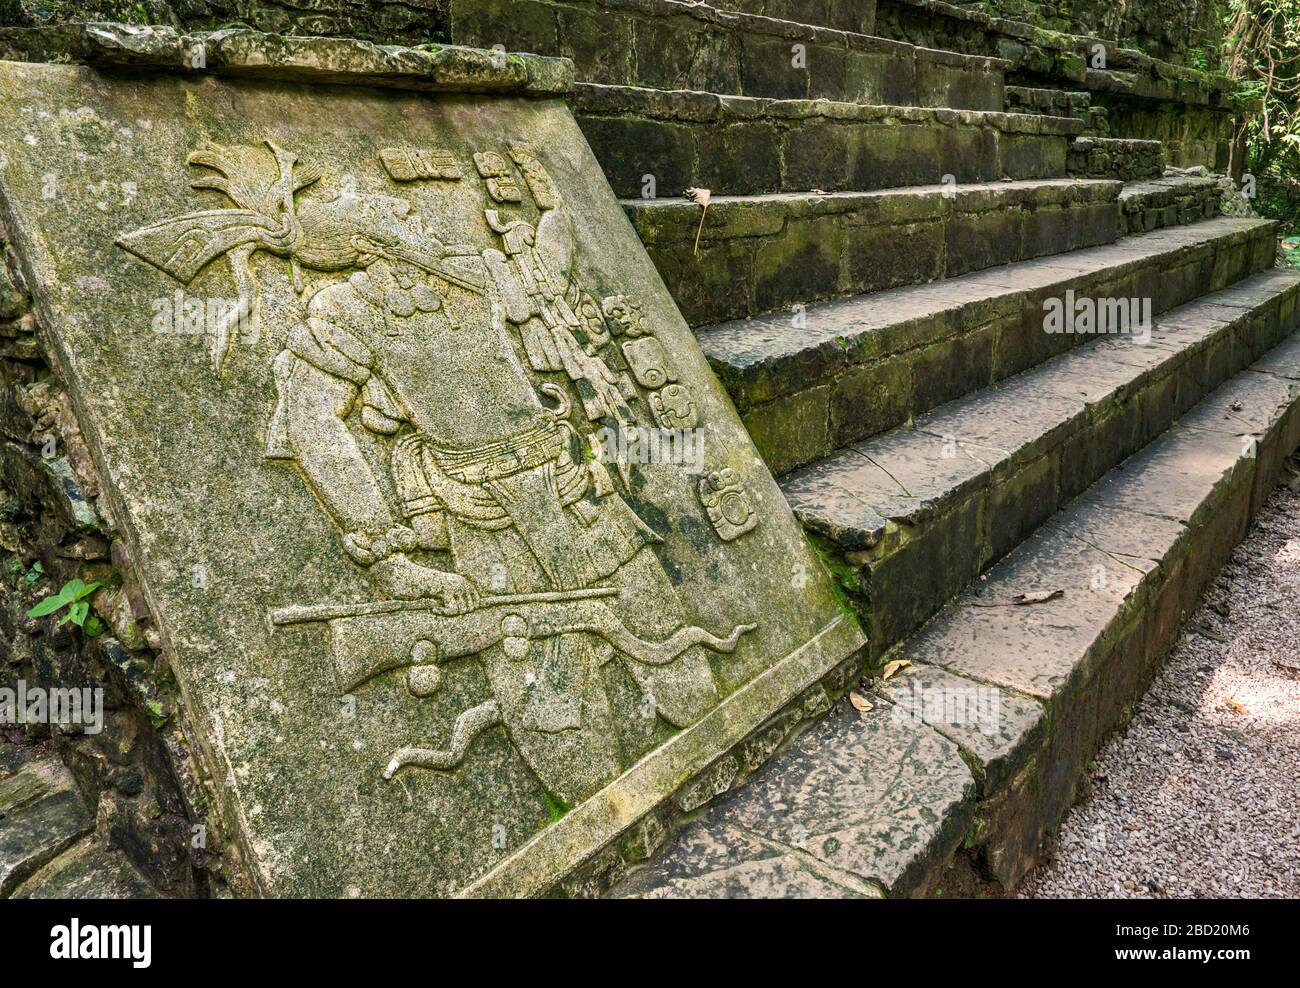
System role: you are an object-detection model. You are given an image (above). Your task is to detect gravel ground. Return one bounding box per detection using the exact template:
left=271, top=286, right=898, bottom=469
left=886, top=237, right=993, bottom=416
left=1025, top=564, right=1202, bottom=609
left=1023, top=478, right=1300, bottom=899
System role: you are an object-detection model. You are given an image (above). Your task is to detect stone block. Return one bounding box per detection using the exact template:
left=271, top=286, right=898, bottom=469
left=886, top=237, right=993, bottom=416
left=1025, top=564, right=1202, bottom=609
left=703, top=703, right=976, bottom=896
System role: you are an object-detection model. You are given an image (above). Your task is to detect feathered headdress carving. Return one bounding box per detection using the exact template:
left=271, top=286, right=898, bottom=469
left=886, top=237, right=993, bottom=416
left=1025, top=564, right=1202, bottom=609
left=117, top=139, right=483, bottom=377
left=116, top=139, right=320, bottom=376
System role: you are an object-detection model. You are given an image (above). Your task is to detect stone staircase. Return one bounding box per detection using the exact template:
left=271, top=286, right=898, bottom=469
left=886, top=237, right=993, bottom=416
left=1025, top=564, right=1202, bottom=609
left=438, top=0, right=1299, bottom=897
left=0, top=2, right=1287, bottom=899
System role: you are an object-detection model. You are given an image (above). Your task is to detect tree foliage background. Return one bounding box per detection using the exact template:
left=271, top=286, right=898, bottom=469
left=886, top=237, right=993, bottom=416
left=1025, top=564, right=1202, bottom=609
left=1222, top=0, right=1300, bottom=242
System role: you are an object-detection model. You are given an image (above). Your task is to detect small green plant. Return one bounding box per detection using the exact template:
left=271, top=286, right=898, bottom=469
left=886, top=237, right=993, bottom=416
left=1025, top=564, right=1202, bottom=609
left=144, top=699, right=168, bottom=730
left=28, top=578, right=103, bottom=635
left=24, top=560, right=42, bottom=584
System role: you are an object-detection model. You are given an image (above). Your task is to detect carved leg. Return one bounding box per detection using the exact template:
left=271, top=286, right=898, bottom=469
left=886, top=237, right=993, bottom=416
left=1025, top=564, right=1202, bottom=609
left=382, top=700, right=502, bottom=781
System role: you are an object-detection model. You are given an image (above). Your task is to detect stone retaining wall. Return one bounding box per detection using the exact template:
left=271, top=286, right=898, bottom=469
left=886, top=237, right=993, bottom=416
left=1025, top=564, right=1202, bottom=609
left=0, top=225, right=215, bottom=898
left=1067, top=136, right=1165, bottom=180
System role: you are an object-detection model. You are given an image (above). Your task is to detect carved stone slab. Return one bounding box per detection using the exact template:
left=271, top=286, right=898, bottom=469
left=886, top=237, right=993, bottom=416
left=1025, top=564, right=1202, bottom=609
left=0, top=48, right=863, bottom=896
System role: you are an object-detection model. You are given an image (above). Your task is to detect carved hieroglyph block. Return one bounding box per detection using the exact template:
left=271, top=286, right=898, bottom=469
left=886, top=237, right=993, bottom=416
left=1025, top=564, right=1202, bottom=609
left=0, top=51, right=862, bottom=897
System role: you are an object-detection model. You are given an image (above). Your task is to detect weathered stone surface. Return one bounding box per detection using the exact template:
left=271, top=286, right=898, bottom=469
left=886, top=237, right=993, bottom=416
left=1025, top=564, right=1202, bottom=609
left=1005, top=84, right=1093, bottom=121
left=447, top=0, right=1008, bottom=107
left=12, top=836, right=159, bottom=899
left=0, top=749, right=94, bottom=897
left=1067, top=136, right=1165, bottom=180
left=723, top=0, right=878, bottom=35
left=624, top=179, right=1122, bottom=328
left=623, top=325, right=1300, bottom=898
left=1078, top=426, right=1254, bottom=528
left=782, top=267, right=1300, bottom=655
left=612, top=702, right=975, bottom=897
left=956, top=348, right=1300, bottom=889
left=878, top=663, right=1044, bottom=795
left=0, top=22, right=576, bottom=95
left=0, top=49, right=862, bottom=897
left=572, top=83, right=1083, bottom=199
left=611, top=818, right=881, bottom=898
left=871, top=0, right=1241, bottom=168
left=1118, top=175, right=1221, bottom=235
left=906, top=520, right=1148, bottom=703
left=876, top=0, right=1241, bottom=110
left=702, top=218, right=1279, bottom=474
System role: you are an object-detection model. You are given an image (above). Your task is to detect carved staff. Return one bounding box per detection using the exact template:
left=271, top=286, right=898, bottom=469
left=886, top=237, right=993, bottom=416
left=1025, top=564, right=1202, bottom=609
left=269, top=586, right=621, bottom=626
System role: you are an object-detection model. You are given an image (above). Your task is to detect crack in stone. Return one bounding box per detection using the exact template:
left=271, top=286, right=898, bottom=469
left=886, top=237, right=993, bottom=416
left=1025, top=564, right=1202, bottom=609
left=733, top=826, right=886, bottom=897
left=847, top=447, right=913, bottom=498
left=1064, top=529, right=1154, bottom=577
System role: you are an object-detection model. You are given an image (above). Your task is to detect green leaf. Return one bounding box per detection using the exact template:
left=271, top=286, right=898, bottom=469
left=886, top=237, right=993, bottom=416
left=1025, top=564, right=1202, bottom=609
left=67, top=601, right=89, bottom=627
left=73, top=581, right=101, bottom=601
left=25, top=561, right=43, bottom=584
left=28, top=595, right=69, bottom=618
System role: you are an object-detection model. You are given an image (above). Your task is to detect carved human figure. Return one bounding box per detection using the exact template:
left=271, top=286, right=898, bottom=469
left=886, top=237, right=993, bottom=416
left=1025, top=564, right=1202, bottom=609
left=117, top=141, right=741, bottom=805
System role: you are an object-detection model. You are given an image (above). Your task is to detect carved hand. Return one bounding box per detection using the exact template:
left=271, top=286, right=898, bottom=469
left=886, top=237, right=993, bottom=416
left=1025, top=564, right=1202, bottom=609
left=370, top=554, right=482, bottom=613
left=429, top=571, right=482, bottom=615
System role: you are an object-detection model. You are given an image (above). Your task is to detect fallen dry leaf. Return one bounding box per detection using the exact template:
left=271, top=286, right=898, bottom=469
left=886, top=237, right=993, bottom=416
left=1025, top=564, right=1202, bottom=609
left=1013, top=589, right=1065, bottom=605
left=849, top=691, right=874, bottom=713
left=684, top=186, right=711, bottom=207
left=684, top=187, right=712, bottom=256
left=881, top=659, right=912, bottom=681
left=1223, top=698, right=1248, bottom=715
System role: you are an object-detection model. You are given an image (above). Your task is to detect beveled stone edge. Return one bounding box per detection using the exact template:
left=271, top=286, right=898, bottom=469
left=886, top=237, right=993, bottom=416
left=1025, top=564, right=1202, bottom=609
left=570, top=81, right=1085, bottom=134
left=0, top=22, right=575, bottom=96
left=460, top=613, right=865, bottom=898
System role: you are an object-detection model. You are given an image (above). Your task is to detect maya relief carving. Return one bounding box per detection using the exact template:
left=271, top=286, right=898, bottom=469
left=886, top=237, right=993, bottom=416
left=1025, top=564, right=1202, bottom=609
left=116, top=138, right=761, bottom=805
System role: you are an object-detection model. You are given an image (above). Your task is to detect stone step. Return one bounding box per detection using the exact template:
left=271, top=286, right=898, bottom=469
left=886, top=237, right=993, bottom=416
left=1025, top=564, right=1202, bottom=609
left=1119, top=175, right=1223, bottom=235
left=449, top=0, right=1007, bottom=108
left=782, top=266, right=1300, bottom=657
left=718, top=0, right=879, bottom=34
left=885, top=344, right=1300, bottom=890
left=572, top=83, right=1083, bottom=199
left=1005, top=85, right=1109, bottom=138
left=870, top=0, right=1240, bottom=168
left=0, top=744, right=95, bottom=897
left=701, top=217, right=1278, bottom=474
left=1068, top=136, right=1166, bottom=181
left=626, top=179, right=1121, bottom=328
left=1004, top=84, right=1092, bottom=121
left=611, top=332, right=1300, bottom=898
left=874, top=0, right=1239, bottom=110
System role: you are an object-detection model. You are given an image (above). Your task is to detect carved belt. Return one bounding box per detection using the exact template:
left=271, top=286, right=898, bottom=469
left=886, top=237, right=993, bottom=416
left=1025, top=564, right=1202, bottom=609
left=431, top=423, right=567, bottom=486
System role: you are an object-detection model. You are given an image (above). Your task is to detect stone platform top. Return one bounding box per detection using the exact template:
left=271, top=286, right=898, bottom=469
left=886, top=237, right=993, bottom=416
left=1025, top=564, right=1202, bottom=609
left=0, top=22, right=574, bottom=95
